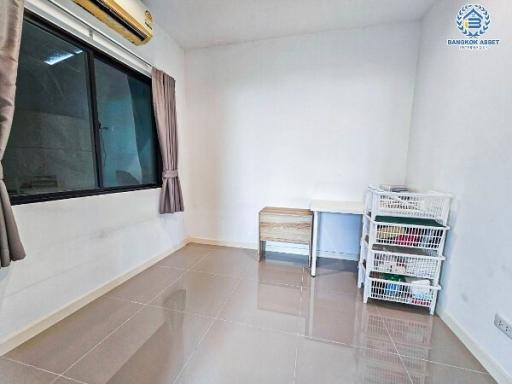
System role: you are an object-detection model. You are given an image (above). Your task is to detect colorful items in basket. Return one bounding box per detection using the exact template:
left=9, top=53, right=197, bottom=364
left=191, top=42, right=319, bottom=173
left=405, top=277, right=432, bottom=304
left=396, top=229, right=421, bottom=247
left=377, top=226, right=441, bottom=248
left=376, top=226, right=405, bottom=239
left=377, top=259, right=407, bottom=274
left=375, top=273, right=433, bottom=305
left=379, top=185, right=409, bottom=192
left=382, top=273, right=406, bottom=297
left=405, top=260, right=434, bottom=277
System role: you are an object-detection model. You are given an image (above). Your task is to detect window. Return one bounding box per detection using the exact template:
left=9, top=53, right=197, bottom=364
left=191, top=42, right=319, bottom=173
left=4, top=15, right=160, bottom=204
left=94, top=59, right=158, bottom=187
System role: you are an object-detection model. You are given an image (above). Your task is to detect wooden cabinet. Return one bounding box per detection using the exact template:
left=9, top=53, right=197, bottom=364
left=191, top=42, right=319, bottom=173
left=258, top=207, right=313, bottom=261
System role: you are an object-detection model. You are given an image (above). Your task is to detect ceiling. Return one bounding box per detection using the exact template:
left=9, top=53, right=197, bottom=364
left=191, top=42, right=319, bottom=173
left=144, top=0, right=437, bottom=49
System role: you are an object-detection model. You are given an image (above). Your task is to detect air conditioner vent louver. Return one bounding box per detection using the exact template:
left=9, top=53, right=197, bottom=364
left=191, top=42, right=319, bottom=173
left=73, top=0, right=153, bottom=45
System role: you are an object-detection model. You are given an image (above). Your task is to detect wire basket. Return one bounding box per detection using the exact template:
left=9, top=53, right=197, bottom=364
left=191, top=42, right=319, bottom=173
left=366, top=187, right=451, bottom=226
left=399, top=345, right=431, bottom=369
left=365, top=215, right=448, bottom=254
left=365, top=276, right=440, bottom=311
left=384, top=317, right=433, bottom=346
left=357, top=365, right=411, bottom=384
left=358, top=342, right=403, bottom=366
left=359, top=336, right=398, bottom=357
left=367, top=245, right=444, bottom=280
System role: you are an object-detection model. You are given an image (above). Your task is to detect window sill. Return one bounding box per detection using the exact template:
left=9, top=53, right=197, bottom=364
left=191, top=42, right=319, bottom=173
left=10, top=184, right=162, bottom=205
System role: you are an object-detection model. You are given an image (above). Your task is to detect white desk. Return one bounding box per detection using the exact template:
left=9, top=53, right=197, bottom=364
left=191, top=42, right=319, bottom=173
left=309, top=199, right=365, bottom=276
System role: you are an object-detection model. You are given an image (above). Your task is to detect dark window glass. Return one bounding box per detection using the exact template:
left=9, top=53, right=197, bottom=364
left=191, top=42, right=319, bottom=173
left=4, top=20, right=97, bottom=197
left=5, top=16, right=160, bottom=204
left=94, top=58, right=158, bottom=187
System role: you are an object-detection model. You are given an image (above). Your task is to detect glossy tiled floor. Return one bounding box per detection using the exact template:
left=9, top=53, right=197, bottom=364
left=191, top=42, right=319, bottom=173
left=2, top=244, right=497, bottom=384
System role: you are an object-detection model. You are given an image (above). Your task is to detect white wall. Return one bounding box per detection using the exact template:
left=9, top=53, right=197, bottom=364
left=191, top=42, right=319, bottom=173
left=406, top=0, right=512, bottom=380
left=0, top=0, right=188, bottom=346
left=185, top=22, right=420, bottom=250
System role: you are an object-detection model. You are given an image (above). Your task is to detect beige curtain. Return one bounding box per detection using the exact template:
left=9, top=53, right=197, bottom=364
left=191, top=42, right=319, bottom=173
left=0, top=0, right=26, bottom=267
left=151, top=68, right=184, bottom=214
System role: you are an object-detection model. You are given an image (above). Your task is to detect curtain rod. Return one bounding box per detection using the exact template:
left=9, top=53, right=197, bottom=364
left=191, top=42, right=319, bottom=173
left=44, top=0, right=152, bottom=68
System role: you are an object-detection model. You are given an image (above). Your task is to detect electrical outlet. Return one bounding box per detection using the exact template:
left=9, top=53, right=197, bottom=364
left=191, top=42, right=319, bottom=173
left=494, top=313, right=512, bottom=340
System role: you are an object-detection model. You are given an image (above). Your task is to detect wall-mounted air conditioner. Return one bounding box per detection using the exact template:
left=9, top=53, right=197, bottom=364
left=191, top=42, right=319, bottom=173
left=73, top=0, right=153, bottom=45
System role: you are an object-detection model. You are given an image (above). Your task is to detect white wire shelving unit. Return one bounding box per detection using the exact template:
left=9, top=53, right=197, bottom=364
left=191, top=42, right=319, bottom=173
left=358, top=186, right=451, bottom=314
left=365, top=186, right=451, bottom=225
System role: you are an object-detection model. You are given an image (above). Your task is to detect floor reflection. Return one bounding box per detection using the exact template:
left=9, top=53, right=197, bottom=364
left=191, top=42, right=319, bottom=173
left=258, top=254, right=437, bottom=383
left=2, top=246, right=494, bottom=384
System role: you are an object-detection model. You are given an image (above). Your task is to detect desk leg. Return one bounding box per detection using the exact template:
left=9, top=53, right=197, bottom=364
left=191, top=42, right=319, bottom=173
left=307, top=277, right=316, bottom=336
left=258, top=216, right=263, bottom=262
left=311, top=211, right=319, bottom=277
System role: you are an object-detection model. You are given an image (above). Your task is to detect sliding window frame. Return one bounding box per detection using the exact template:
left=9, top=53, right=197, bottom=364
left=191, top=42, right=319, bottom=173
left=11, top=11, right=162, bottom=205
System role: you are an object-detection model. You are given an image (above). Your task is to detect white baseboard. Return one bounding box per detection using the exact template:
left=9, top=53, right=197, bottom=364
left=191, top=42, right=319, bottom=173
left=437, top=309, right=512, bottom=384
left=188, top=237, right=256, bottom=250
left=188, top=237, right=358, bottom=261
left=0, top=239, right=189, bottom=356
left=266, top=242, right=358, bottom=261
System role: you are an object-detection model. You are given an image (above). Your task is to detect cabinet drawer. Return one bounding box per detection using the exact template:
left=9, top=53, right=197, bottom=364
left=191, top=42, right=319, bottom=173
left=259, top=213, right=312, bottom=244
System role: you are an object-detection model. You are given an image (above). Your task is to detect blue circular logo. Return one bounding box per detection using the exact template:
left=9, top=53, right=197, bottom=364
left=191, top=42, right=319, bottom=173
left=456, top=4, right=490, bottom=37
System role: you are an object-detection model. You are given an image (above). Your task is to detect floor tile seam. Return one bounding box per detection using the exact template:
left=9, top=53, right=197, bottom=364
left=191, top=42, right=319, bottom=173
left=103, top=295, right=147, bottom=306
left=187, top=259, right=305, bottom=285
left=157, top=252, right=208, bottom=273
left=399, top=355, right=415, bottom=383
left=243, top=275, right=303, bottom=288
left=138, top=255, right=210, bottom=305
left=170, top=318, right=216, bottom=384
left=294, top=275, right=307, bottom=384
left=301, top=265, right=311, bottom=289
left=57, top=267, right=191, bottom=379
left=108, top=274, right=243, bottom=320
left=213, top=277, right=244, bottom=320
left=151, top=265, right=187, bottom=272
left=292, top=333, right=301, bottom=382
left=298, top=278, right=306, bottom=317
left=397, top=353, right=490, bottom=374
left=214, top=317, right=303, bottom=338
left=138, top=300, right=305, bottom=338
left=375, top=305, right=414, bottom=384
left=108, top=266, right=189, bottom=306
left=107, top=255, right=206, bottom=309
left=3, top=357, right=90, bottom=384
left=184, top=254, right=209, bottom=271
left=183, top=269, right=329, bottom=290
left=171, top=278, right=243, bottom=384
left=8, top=256, right=204, bottom=383
left=375, top=305, right=401, bottom=352
left=183, top=268, right=245, bottom=280
left=4, top=356, right=64, bottom=376
left=302, top=282, right=364, bottom=298
left=53, top=374, right=90, bottom=384
left=301, top=333, right=432, bottom=369
left=214, top=273, right=295, bottom=327
left=139, top=267, right=193, bottom=306
left=302, top=333, right=448, bottom=381
left=373, top=308, right=488, bottom=375
left=298, top=281, right=316, bottom=318
left=303, top=301, right=490, bottom=377
left=127, top=265, right=189, bottom=307
left=144, top=303, right=220, bottom=321
left=57, top=302, right=147, bottom=380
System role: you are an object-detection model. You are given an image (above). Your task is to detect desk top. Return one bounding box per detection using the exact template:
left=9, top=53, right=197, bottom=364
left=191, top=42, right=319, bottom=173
left=309, top=200, right=364, bottom=215
left=260, top=206, right=312, bottom=216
